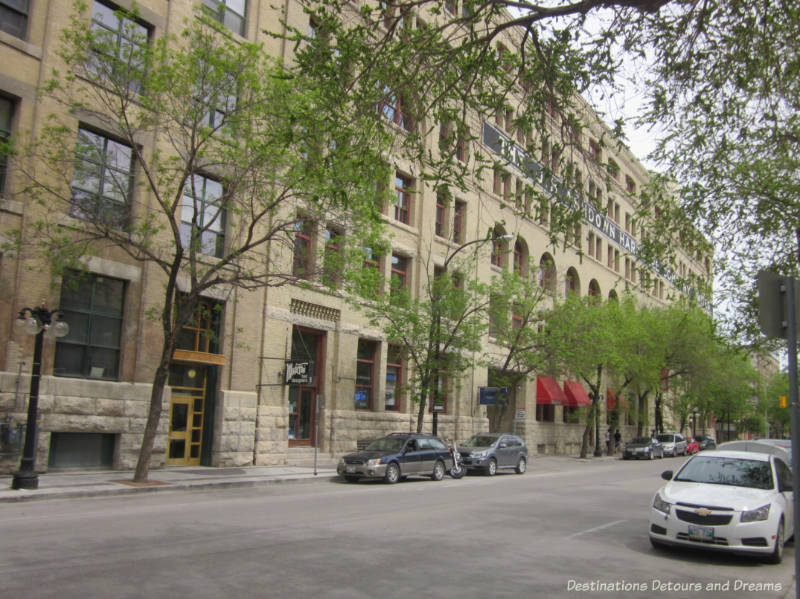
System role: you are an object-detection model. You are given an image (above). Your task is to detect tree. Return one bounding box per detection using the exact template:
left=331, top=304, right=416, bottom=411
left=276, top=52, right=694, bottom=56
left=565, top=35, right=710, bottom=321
left=541, top=295, right=622, bottom=458
left=344, top=234, right=494, bottom=433
left=483, top=268, right=550, bottom=431
left=9, top=5, right=387, bottom=481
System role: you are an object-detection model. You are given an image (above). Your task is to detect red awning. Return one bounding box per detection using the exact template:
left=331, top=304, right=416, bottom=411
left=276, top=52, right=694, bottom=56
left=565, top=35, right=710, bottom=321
left=537, top=376, right=567, bottom=405
left=607, top=389, right=627, bottom=411
left=606, top=388, right=617, bottom=410
left=563, top=381, right=591, bottom=407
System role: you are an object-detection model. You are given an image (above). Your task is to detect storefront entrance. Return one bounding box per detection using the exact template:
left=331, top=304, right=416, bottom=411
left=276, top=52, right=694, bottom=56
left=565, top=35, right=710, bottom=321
left=288, top=327, right=325, bottom=447
left=167, top=364, right=209, bottom=466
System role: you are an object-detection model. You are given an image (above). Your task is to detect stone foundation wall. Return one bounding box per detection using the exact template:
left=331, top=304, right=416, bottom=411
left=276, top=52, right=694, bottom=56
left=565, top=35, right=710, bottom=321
left=0, top=371, right=165, bottom=473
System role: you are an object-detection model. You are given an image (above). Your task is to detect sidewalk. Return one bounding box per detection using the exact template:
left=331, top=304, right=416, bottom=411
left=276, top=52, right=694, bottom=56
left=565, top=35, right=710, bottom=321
left=0, top=463, right=339, bottom=503
left=0, top=453, right=619, bottom=503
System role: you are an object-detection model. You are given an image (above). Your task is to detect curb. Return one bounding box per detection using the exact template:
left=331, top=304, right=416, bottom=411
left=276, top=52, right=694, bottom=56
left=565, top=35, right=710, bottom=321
left=0, top=472, right=339, bottom=503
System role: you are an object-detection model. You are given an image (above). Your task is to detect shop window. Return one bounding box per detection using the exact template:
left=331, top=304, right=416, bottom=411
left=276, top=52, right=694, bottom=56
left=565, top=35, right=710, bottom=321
left=355, top=339, right=376, bottom=410
left=385, top=345, right=403, bottom=411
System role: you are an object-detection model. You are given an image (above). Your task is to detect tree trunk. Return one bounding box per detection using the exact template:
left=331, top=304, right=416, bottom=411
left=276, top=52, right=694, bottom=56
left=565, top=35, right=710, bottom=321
left=133, top=348, right=172, bottom=482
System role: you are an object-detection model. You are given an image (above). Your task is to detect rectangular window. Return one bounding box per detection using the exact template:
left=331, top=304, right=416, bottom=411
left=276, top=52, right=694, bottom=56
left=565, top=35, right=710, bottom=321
left=394, top=173, right=412, bottom=224
left=587, top=232, right=595, bottom=258
left=0, top=0, right=28, bottom=39
left=293, top=218, right=314, bottom=278
left=607, top=244, right=613, bottom=268
left=0, top=95, right=13, bottom=193
left=322, top=227, right=343, bottom=288
left=379, top=85, right=412, bottom=131
left=595, top=237, right=602, bottom=262
left=453, top=200, right=466, bottom=243
left=444, top=0, right=457, bottom=14
left=536, top=404, right=554, bottom=422
left=390, top=253, right=408, bottom=297
left=435, top=189, right=447, bottom=237
left=355, top=340, right=376, bottom=410
left=175, top=299, right=223, bottom=354
left=55, top=270, right=125, bottom=380
left=385, top=345, right=403, bottom=411
left=71, top=127, right=133, bottom=228
left=202, top=0, right=246, bottom=36
left=91, top=1, right=150, bottom=92
left=181, top=174, right=225, bottom=257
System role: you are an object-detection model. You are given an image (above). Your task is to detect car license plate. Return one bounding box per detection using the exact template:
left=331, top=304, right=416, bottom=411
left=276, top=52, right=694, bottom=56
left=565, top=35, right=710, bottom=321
left=688, top=524, right=714, bottom=539
left=346, top=465, right=356, bottom=473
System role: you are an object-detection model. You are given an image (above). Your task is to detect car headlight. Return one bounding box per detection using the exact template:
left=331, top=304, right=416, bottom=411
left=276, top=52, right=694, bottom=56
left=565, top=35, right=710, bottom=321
left=653, top=493, right=671, bottom=515
left=471, top=450, right=489, bottom=458
left=366, top=458, right=383, bottom=467
left=741, top=504, right=771, bottom=523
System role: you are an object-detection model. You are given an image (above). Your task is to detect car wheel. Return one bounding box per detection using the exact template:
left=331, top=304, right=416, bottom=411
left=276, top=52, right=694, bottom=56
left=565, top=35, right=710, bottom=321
left=384, top=462, right=401, bottom=484
left=515, top=457, right=527, bottom=474
left=767, top=518, right=785, bottom=564
left=486, top=458, right=497, bottom=476
left=344, top=475, right=359, bottom=483
left=431, top=460, right=445, bottom=481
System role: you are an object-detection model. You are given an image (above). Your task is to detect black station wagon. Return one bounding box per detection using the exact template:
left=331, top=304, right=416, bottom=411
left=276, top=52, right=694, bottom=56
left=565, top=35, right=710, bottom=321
left=337, top=432, right=453, bottom=484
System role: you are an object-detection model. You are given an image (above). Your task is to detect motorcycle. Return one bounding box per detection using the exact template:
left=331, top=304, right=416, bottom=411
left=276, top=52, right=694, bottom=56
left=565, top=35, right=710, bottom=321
left=447, top=439, right=467, bottom=479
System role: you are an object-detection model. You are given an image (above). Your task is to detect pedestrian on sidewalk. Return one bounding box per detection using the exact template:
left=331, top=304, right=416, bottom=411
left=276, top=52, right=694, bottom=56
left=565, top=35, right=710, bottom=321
left=614, top=429, right=621, bottom=454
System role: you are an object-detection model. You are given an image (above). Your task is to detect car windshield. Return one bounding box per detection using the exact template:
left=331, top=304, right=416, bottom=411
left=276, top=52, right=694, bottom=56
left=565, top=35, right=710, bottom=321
left=365, top=437, right=406, bottom=452
left=656, top=434, right=675, bottom=443
left=462, top=435, right=497, bottom=447
left=630, top=437, right=651, bottom=444
left=675, top=456, right=774, bottom=490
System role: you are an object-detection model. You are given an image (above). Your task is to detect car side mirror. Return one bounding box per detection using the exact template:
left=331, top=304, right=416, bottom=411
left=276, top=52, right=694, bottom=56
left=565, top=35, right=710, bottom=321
left=661, top=470, right=673, bottom=481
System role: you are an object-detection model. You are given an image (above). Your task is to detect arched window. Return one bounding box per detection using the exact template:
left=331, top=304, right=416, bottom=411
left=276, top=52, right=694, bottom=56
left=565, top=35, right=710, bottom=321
left=538, top=254, right=556, bottom=293
left=513, top=238, right=528, bottom=276
left=565, top=267, right=580, bottom=297
left=609, top=289, right=619, bottom=302
left=588, top=279, right=601, bottom=300
left=491, top=226, right=509, bottom=268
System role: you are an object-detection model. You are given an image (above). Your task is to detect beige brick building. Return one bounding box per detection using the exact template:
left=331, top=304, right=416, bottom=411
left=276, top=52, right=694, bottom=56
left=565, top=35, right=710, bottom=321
left=0, top=0, right=710, bottom=473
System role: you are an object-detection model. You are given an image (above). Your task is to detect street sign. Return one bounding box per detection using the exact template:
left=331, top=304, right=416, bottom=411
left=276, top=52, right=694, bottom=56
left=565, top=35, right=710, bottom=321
left=515, top=409, right=526, bottom=420
left=285, top=361, right=313, bottom=385
left=757, top=270, right=800, bottom=339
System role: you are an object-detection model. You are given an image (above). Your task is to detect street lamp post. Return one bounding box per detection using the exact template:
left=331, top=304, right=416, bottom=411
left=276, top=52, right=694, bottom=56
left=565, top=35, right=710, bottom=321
left=11, top=303, right=69, bottom=490
left=431, top=230, right=512, bottom=436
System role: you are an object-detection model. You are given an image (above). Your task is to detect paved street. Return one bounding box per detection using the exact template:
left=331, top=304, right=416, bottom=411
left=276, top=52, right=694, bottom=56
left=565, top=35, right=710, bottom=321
left=0, top=456, right=793, bottom=599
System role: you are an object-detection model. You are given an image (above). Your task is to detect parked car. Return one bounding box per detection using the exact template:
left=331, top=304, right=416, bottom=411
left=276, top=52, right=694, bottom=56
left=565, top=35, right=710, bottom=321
left=623, top=437, right=664, bottom=460
left=719, top=439, right=792, bottom=468
left=695, top=434, right=716, bottom=451
left=685, top=437, right=700, bottom=454
left=337, top=432, right=453, bottom=484
left=649, top=450, right=794, bottom=563
left=458, top=433, right=528, bottom=475
left=656, top=432, right=688, bottom=457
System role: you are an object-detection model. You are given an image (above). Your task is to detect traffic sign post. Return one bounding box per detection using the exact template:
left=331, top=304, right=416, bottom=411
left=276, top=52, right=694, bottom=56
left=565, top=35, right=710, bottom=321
left=758, top=271, right=800, bottom=592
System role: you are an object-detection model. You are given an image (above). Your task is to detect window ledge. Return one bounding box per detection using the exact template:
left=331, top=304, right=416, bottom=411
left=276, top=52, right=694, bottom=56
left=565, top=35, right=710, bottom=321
left=0, top=31, right=42, bottom=59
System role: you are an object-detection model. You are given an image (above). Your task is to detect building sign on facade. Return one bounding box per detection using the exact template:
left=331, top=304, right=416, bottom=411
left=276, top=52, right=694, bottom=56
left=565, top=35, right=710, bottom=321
left=285, top=361, right=313, bottom=385
left=481, top=121, right=712, bottom=312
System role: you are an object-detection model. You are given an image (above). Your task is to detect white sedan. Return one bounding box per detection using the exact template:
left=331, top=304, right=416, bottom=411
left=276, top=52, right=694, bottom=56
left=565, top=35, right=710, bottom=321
left=649, top=450, right=794, bottom=563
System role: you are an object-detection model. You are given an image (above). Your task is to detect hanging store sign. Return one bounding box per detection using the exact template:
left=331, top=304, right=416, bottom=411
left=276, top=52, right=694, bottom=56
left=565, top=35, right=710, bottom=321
left=285, top=361, right=313, bottom=385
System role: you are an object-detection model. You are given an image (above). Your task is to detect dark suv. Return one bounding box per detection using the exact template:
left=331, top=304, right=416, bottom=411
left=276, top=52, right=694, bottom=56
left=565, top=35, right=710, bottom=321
left=458, top=433, right=528, bottom=475
left=337, top=432, right=453, bottom=484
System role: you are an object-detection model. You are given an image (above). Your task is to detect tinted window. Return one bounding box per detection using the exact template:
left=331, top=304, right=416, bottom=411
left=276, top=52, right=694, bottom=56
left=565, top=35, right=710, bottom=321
left=463, top=435, right=498, bottom=447
left=675, top=456, right=774, bottom=490
left=366, top=437, right=405, bottom=452
left=429, top=438, right=446, bottom=450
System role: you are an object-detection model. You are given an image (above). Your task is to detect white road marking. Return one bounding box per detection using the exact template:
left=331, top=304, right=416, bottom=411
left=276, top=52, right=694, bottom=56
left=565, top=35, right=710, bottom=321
left=568, top=519, right=628, bottom=539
